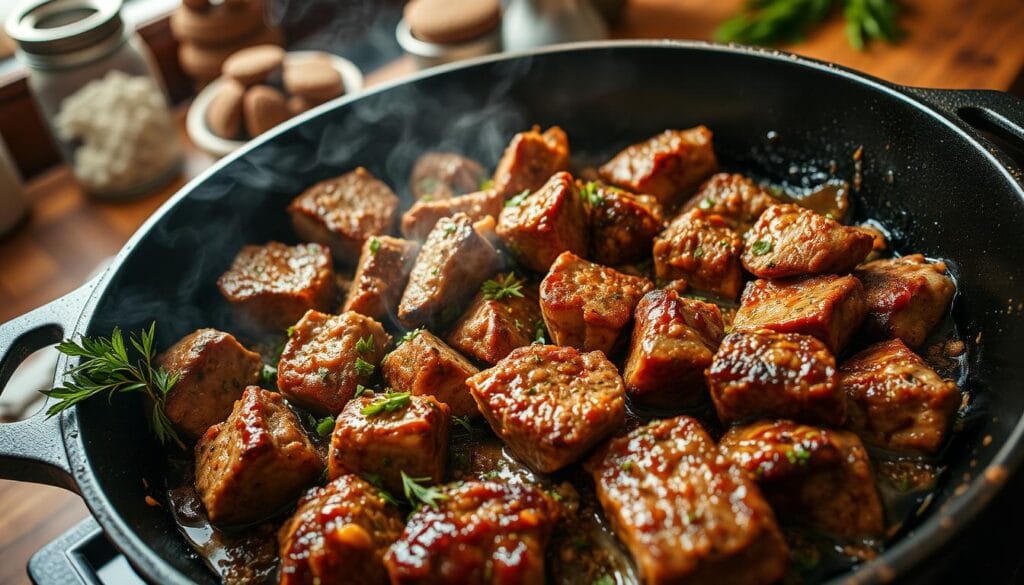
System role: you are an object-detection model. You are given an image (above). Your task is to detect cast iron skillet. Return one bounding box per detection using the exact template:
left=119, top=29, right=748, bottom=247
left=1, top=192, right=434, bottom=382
left=2, top=41, right=1024, bottom=584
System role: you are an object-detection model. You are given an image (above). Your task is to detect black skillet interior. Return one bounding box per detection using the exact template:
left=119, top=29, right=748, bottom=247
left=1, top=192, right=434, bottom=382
left=68, top=43, right=1024, bottom=584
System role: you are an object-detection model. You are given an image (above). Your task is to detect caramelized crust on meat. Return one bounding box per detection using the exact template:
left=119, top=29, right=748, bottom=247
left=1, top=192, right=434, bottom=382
left=586, top=416, right=788, bottom=585
left=854, top=254, right=955, bottom=348
left=409, top=152, right=487, bottom=201
left=385, top=480, right=561, bottom=584
left=721, top=421, right=884, bottom=537
left=840, top=339, right=960, bottom=454
left=741, top=204, right=874, bottom=279
left=195, top=387, right=323, bottom=526
left=496, top=171, right=588, bottom=273
left=401, top=189, right=504, bottom=241
left=467, top=345, right=626, bottom=473
left=381, top=330, right=480, bottom=417
left=277, top=310, right=391, bottom=415
left=585, top=182, right=665, bottom=266
left=623, top=290, right=725, bottom=408
left=653, top=208, right=745, bottom=299
left=681, top=173, right=780, bottom=233
left=288, top=167, right=400, bottom=264
left=539, top=251, right=653, bottom=354
left=217, top=242, right=336, bottom=331
left=491, top=125, right=570, bottom=200
left=343, top=236, right=420, bottom=323
left=733, top=275, right=867, bottom=353
left=279, top=474, right=404, bottom=585
left=447, top=285, right=543, bottom=365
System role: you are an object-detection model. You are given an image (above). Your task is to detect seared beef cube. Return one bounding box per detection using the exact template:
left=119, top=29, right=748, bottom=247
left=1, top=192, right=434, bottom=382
left=539, top=251, right=653, bottom=353
left=401, top=189, right=503, bottom=241
left=398, top=213, right=499, bottom=330
left=157, top=328, right=262, bottom=441
left=446, top=279, right=543, bottom=365
left=854, top=254, right=956, bottom=348
left=491, top=125, right=570, bottom=199
left=584, top=182, right=665, bottom=266
left=707, top=330, right=844, bottom=426
left=278, top=310, right=391, bottom=415
left=721, top=421, right=884, bottom=537
left=741, top=203, right=874, bottom=279
left=279, top=474, right=404, bottom=585
left=681, top=173, right=780, bottom=233
left=598, top=127, right=718, bottom=207
left=733, top=275, right=867, bottom=353
left=289, top=167, right=400, bottom=264
left=840, top=339, right=960, bottom=454
left=652, top=208, right=744, bottom=299
left=382, top=330, right=480, bottom=417
left=467, top=344, right=625, bottom=473
left=385, top=480, right=560, bottom=584
left=410, top=152, right=487, bottom=201
left=496, top=172, right=588, bottom=273
left=585, top=416, right=788, bottom=585
left=328, top=393, right=450, bottom=494
left=343, top=236, right=420, bottom=323
left=195, top=387, right=323, bottom=526
left=623, top=290, right=725, bottom=409
left=217, top=242, right=337, bottom=331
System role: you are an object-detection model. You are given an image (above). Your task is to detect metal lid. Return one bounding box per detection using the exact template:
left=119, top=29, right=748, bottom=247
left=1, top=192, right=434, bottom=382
left=6, top=0, right=124, bottom=66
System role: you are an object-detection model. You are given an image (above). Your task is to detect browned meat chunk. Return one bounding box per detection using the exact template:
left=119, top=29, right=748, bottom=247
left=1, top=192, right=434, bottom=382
left=195, top=387, right=323, bottom=526
left=583, top=181, right=665, bottom=266
left=652, top=208, right=744, bottom=299
left=854, top=254, right=956, bottom=348
left=586, top=416, right=788, bottom=585
left=279, top=474, right=404, bottom=585
left=384, top=481, right=561, bottom=584
left=721, top=421, right=884, bottom=537
left=381, top=329, right=480, bottom=417
left=741, top=203, right=874, bottom=279
left=623, top=290, right=725, bottom=409
left=598, top=127, right=718, bottom=208
left=278, top=310, right=391, bottom=415
left=707, top=330, right=844, bottom=426
left=539, top=251, right=653, bottom=353
left=496, top=172, right=588, bottom=273
left=467, top=344, right=625, bottom=473
left=289, top=167, right=400, bottom=264
left=217, top=242, right=336, bottom=331
left=401, top=189, right=503, bottom=241
left=409, top=152, right=487, bottom=201
left=446, top=275, right=543, bottom=365
left=328, top=393, right=450, bottom=494
left=840, top=339, right=960, bottom=454
left=491, top=125, right=570, bottom=200
left=398, top=213, right=499, bottom=330
left=343, top=236, right=420, bottom=323
left=733, top=275, right=867, bottom=353
left=681, top=173, right=780, bottom=233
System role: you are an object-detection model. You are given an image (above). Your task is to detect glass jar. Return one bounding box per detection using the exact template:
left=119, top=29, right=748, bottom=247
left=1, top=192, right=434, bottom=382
left=6, top=0, right=181, bottom=199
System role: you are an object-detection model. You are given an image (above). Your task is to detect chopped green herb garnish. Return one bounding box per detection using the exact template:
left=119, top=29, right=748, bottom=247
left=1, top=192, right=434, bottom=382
left=363, top=473, right=401, bottom=506
left=443, top=224, right=458, bottom=236
left=430, top=267, right=440, bottom=276
left=698, top=197, right=715, bottom=210
left=355, top=335, right=375, bottom=355
left=482, top=273, right=525, bottom=301
left=580, top=181, right=604, bottom=207
left=751, top=239, right=773, bottom=256
left=315, top=415, right=335, bottom=437
left=480, top=178, right=495, bottom=190
left=505, top=189, right=531, bottom=208
left=354, top=357, right=375, bottom=377
left=361, top=391, right=411, bottom=417
left=453, top=415, right=474, bottom=435
left=354, top=384, right=372, bottom=398
left=620, top=460, right=636, bottom=473
left=369, top=237, right=381, bottom=255
left=318, top=367, right=330, bottom=381
left=534, top=320, right=547, bottom=344
left=693, top=247, right=705, bottom=258
left=483, top=470, right=501, bottom=480
left=260, top=363, right=277, bottom=386
left=398, top=328, right=424, bottom=346
left=593, top=575, right=615, bottom=585
left=286, top=325, right=296, bottom=337
left=401, top=471, right=447, bottom=509
left=793, top=444, right=811, bottom=464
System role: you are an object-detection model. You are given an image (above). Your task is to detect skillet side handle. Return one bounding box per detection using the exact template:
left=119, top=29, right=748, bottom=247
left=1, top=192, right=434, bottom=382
left=0, top=280, right=98, bottom=492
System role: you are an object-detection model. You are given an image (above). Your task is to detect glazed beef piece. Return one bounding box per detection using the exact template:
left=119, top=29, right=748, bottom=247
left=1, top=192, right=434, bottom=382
left=681, top=173, right=780, bottom=233
left=496, top=171, right=588, bottom=273
left=623, top=290, right=725, bottom=409
left=467, top=344, right=626, bottom=473
left=409, top=151, right=487, bottom=201
left=446, top=277, right=543, bottom=365
left=381, top=329, right=480, bottom=417
left=401, top=189, right=504, bottom=241
left=343, top=236, right=420, bottom=323
left=277, top=310, right=391, bottom=415
left=741, top=203, right=874, bottom=279
left=398, top=213, right=499, bottom=330
left=279, top=474, right=404, bottom=585
left=586, top=416, right=788, bottom=585
left=328, top=393, right=450, bottom=494
left=157, top=328, right=262, bottom=440
left=652, top=208, right=745, bottom=300
left=217, top=242, right=336, bottom=331
left=539, top=251, right=653, bottom=354
left=721, top=420, right=884, bottom=537
left=491, top=125, right=570, bottom=200
left=707, top=330, right=844, bottom=426
left=195, top=387, right=323, bottom=526
left=384, top=480, right=561, bottom=584
left=854, top=254, right=956, bottom=348
left=840, top=339, right=960, bottom=454
left=733, top=274, right=867, bottom=353
left=584, top=181, right=665, bottom=266
left=598, top=126, right=718, bottom=208
left=289, top=167, right=400, bottom=264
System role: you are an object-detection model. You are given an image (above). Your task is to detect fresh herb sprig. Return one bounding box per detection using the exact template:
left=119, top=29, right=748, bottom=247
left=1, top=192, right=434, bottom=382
left=401, top=471, right=447, bottom=509
left=482, top=273, right=525, bottom=301
left=361, top=391, right=412, bottom=417
left=715, top=0, right=902, bottom=50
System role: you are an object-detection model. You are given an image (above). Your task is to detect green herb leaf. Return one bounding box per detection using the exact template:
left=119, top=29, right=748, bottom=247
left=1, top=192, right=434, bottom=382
left=693, top=247, right=705, bottom=259
left=361, top=391, right=411, bottom=417
left=481, top=273, right=526, bottom=301
left=534, top=320, right=547, bottom=344
left=354, top=357, right=375, bottom=377
left=480, top=178, right=495, bottom=190
left=260, top=363, right=277, bottom=387
left=505, top=189, right=531, bottom=208
left=315, top=415, right=335, bottom=437
left=715, top=0, right=901, bottom=50
left=698, top=197, right=715, bottom=210
left=354, top=384, right=372, bottom=398
left=355, top=335, right=375, bottom=355
left=286, top=325, right=296, bottom=337
left=398, top=328, right=423, bottom=346
left=318, top=367, right=331, bottom=381
left=593, top=575, right=615, bottom=585
left=452, top=415, right=474, bottom=436
left=363, top=473, right=402, bottom=506
left=751, top=239, right=773, bottom=256
left=368, top=237, right=381, bottom=255
left=580, top=181, right=604, bottom=207
left=401, top=471, right=447, bottom=509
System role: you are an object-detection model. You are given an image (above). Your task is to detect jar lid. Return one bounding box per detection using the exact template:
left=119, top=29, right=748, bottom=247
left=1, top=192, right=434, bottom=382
left=405, top=0, right=500, bottom=44
left=6, top=0, right=124, bottom=61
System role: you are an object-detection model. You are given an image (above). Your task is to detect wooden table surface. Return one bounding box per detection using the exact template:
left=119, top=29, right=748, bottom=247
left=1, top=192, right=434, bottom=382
left=1, top=0, right=1023, bottom=583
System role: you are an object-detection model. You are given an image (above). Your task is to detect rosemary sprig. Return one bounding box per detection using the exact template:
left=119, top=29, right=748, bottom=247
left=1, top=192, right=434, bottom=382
left=481, top=273, right=525, bottom=301
left=401, top=471, right=447, bottom=509
left=715, top=0, right=901, bottom=50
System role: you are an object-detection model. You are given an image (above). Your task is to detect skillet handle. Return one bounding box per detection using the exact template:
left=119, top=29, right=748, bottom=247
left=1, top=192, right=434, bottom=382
left=0, top=279, right=99, bottom=492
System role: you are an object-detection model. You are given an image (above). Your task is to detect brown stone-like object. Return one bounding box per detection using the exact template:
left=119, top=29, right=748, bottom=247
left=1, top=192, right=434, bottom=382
left=205, top=78, right=246, bottom=139
left=405, top=0, right=501, bottom=44
left=243, top=85, right=290, bottom=137
left=222, top=44, right=285, bottom=86
left=283, top=59, right=345, bottom=102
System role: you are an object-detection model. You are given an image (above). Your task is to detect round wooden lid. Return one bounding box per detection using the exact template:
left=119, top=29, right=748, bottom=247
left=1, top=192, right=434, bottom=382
left=405, top=0, right=501, bottom=44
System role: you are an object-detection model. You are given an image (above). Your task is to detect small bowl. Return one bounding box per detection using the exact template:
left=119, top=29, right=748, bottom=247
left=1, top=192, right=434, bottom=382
left=187, top=51, right=364, bottom=158
left=396, top=17, right=501, bottom=70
